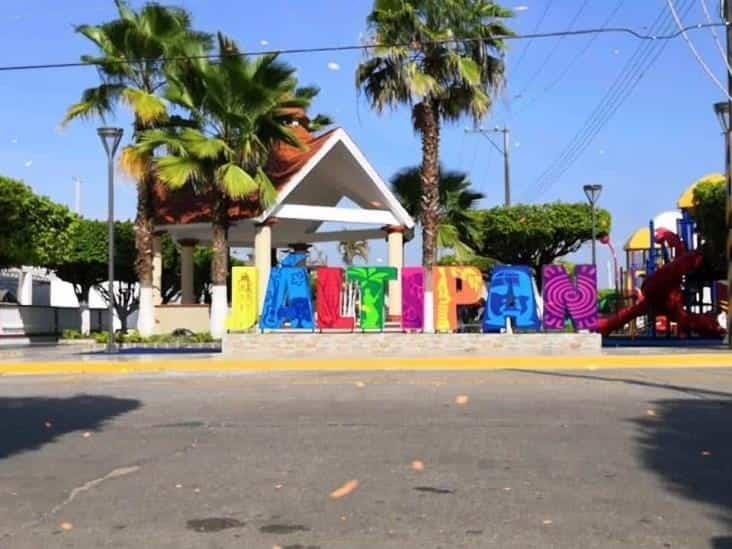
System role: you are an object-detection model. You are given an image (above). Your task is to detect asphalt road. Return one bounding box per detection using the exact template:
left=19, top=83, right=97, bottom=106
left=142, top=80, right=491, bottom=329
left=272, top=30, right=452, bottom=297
left=1, top=368, right=732, bottom=548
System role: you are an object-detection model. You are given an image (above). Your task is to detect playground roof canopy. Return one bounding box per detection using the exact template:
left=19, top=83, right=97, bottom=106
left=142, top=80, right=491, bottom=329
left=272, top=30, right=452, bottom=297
left=624, top=211, right=682, bottom=251
left=624, top=227, right=652, bottom=251
left=677, top=173, right=725, bottom=210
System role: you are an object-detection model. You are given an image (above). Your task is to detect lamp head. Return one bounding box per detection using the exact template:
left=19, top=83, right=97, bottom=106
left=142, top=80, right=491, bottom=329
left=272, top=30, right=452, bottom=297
left=714, top=101, right=730, bottom=133
left=583, top=183, right=603, bottom=206
left=97, top=127, right=124, bottom=158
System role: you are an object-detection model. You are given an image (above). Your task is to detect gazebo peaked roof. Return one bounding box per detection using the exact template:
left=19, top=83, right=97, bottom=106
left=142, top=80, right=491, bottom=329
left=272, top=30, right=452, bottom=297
left=154, top=125, right=415, bottom=247
left=256, top=127, right=414, bottom=229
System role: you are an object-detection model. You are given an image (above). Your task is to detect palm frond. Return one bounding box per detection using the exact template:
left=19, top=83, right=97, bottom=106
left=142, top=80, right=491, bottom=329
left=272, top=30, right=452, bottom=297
left=156, top=155, right=203, bottom=190
left=121, top=89, right=169, bottom=125
left=62, top=84, right=126, bottom=125
left=216, top=163, right=259, bottom=199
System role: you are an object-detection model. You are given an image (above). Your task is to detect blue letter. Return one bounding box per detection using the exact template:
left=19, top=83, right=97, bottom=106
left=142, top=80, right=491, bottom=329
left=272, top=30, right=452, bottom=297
left=483, top=266, right=541, bottom=332
left=260, top=253, right=315, bottom=330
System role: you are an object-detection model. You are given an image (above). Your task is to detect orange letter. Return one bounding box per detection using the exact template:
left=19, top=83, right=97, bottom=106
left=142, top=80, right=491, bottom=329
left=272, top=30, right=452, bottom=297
left=433, top=267, right=485, bottom=332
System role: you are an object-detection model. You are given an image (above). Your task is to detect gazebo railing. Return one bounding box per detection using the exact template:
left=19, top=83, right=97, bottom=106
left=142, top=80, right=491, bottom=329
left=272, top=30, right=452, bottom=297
left=340, top=281, right=361, bottom=321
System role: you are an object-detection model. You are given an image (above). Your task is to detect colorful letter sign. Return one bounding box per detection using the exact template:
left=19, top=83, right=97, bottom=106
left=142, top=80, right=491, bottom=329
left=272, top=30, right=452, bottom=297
left=401, top=267, right=425, bottom=331
left=483, top=266, right=541, bottom=332
left=433, top=267, right=485, bottom=332
left=260, top=253, right=315, bottom=330
left=542, top=265, right=598, bottom=331
left=227, top=267, right=258, bottom=331
left=239, top=261, right=600, bottom=334
left=316, top=267, right=355, bottom=330
left=347, top=267, right=398, bottom=330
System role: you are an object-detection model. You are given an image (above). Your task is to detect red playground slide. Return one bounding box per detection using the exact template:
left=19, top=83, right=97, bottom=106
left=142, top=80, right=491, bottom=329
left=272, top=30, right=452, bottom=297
left=599, top=229, right=726, bottom=338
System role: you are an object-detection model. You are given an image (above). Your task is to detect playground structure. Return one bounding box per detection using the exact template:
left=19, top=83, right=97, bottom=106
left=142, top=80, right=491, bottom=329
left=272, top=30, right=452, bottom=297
left=600, top=174, right=728, bottom=339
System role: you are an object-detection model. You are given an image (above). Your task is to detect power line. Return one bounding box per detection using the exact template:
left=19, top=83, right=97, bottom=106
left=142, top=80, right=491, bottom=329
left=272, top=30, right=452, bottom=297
left=510, top=0, right=627, bottom=118
left=699, top=0, right=732, bottom=75
left=513, top=0, right=593, bottom=102
left=0, top=22, right=725, bottom=74
left=511, top=0, right=556, bottom=74
left=667, top=0, right=732, bottom=100
left=531, top=0, right=693, bottom=198
left=522, top=0, right=696, bottom=201
left=541, top=0, right=628, bottom=95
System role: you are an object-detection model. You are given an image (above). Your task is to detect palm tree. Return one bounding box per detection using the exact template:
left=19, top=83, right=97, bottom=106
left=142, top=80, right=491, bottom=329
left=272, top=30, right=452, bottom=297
left=391, top=166, right=484, bottom=260
left=338, top=240, right=371, bottom=266
left=356, top=0, right=512, bottom=266
left=63, top=1, right=212, bottom=336
left=136, top=34, right=328, bottom=336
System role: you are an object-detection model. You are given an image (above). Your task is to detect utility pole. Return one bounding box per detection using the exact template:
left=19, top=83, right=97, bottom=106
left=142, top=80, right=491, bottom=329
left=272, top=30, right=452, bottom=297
left=465, top=126, right=512, bottom=206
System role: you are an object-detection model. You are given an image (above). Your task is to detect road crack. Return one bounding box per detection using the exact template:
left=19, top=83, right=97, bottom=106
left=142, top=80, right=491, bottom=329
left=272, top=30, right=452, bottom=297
left=48, top=465, right=140, bottom=516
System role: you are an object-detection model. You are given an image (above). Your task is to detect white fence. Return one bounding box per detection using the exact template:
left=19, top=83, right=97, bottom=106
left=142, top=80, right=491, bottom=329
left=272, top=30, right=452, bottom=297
left=340, top=281, right=361, bottom=320
left=0, top=305, right=107, bottom=337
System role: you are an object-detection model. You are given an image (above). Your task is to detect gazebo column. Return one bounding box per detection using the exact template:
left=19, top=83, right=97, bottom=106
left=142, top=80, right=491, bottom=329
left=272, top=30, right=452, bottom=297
left=152, top=233, right=164, bottom=306
left=254, top=221, right=274, bottom=309
left=385, top=226, right=406, bottom=318
left=180, top=239, right=197, bottom=305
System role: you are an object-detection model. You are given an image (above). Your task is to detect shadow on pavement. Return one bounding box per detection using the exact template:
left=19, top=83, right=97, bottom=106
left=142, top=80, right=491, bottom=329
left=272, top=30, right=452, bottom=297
left=508, top=369, right=732, bottom=399
left=0, top=395, right=140, bottom=460
left=634, top=399, right=732, bottom=548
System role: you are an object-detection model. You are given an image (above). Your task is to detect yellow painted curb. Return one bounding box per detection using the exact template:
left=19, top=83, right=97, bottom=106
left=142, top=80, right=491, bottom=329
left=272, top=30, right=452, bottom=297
left=0, top=353, right=731, bottom=377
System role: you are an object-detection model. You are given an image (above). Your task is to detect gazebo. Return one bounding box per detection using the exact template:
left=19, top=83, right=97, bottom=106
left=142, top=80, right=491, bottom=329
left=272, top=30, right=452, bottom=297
left=144, top=111, right=415, bottom=337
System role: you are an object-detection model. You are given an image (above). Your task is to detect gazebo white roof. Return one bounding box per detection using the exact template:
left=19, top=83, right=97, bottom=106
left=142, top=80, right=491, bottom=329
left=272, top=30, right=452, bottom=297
left=157, top=128, right=414, bottom=247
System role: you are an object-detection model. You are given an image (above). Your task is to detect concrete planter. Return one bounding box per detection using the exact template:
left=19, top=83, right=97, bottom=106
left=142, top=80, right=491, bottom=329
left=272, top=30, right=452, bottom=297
left=223, top=332, right=601, bottom=359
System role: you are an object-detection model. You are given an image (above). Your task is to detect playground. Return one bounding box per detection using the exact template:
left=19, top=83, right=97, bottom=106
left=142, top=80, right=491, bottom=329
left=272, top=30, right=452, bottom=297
left=600, top=174, right=728, bottom=345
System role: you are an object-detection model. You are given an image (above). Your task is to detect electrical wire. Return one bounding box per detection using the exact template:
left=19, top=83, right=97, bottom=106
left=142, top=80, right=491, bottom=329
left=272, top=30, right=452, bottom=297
left=530, top=0, right=692, bottom=199
left=521, top=0, right=696, bottom=201
left=667, top=0, right=732, bottom=100
left=699, top=0, right=732, bottom=76
left=513, top=0, right=592, bottom=102
left=541, top=0, right=627, bottom=95
left=511, top=0, right=556, bottom=74
left=510, top=0, right=627, bottom=118
left=0, top=22, right=725, bottom=74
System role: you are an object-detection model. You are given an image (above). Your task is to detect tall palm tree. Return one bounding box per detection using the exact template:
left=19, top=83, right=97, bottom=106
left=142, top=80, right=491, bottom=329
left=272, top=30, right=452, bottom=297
left=356, top=0, right=512, bottom=266
left=391, top=166, right=484, bottom=260
left=338, top=240, right=370, bottom=266
left=136, top=34, right=328, bottom=336
left=63, top=0, right=212, bottom=336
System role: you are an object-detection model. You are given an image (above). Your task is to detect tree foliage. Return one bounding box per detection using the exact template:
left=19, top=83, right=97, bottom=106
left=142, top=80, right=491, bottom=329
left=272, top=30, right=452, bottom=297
left=135, top=34, right=330, bottom=292
left=338, top=240, right=370, bottom=266
left=693, top=178, right=726, bottom=278
left=391, top=166, right=484, bottom=259
left=0, top=176, right=75, bottom=269
left=474, top=203, right=611, bottom=287
left=53, top=218, right=139, bottom=331
left=357, top=0, right=513, bottom=265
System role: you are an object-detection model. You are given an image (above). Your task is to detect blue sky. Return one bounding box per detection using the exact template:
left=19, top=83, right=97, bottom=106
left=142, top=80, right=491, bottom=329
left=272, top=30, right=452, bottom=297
left=0, top=0, right=727, bottom=282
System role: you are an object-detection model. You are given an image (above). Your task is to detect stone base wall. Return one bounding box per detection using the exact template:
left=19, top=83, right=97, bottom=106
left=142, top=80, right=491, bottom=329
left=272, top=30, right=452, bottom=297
left=222, top=332, right=601, bottom=359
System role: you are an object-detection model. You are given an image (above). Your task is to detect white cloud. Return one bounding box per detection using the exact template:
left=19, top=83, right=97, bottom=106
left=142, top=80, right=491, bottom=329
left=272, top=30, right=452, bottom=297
left=10, top=138, right=17, bottom=144
left=260, top=40, right=269, bottom=46
left=327, top=62, right=341, bottom=71
left=24, top=160, right=33, bottom=168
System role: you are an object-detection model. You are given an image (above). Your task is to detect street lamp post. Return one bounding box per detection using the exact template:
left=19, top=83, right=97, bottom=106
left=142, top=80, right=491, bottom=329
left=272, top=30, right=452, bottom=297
left=97, top=127, right=123, bottom=354
left=714, top=101, right=732, bottom=348
left=583, top=184, right=603, bottom=267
